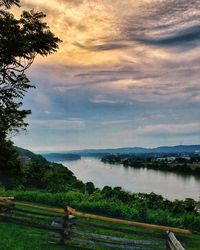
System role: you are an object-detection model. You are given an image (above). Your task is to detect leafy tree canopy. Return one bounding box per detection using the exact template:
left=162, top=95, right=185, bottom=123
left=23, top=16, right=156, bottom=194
left=0, top=0, right=61, bottom=139
left=0, top=0, right=61, bottom=186
left=0, top=0, right=20, bottom=9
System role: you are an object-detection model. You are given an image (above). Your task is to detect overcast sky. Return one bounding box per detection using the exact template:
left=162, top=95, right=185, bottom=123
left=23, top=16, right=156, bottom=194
left=13, top=0, right=200, bottom=151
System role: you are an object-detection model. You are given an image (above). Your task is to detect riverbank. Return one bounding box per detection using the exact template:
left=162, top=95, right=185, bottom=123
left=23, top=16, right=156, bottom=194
left=102, top=155, right=200, bottom=175
left=61, top=157, right=200, bottom=200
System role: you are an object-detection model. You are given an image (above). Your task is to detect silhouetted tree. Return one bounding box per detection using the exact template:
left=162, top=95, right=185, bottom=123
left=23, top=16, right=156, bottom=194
left=0, top=0, right=61, bottom=186
left=0, top=139, right=22, bottom=188
left=85, top=182, right=95, bottom=194
left=0, top=2, right=61, bottom=138
left=0, top=0, right=20, bottom=9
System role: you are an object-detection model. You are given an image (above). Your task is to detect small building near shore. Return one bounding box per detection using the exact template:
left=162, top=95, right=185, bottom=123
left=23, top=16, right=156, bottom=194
left=156, top=157, right=176, bottom=162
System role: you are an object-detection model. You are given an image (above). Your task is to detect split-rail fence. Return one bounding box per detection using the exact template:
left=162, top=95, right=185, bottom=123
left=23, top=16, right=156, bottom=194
left=0, top=196, right=190, bottom=249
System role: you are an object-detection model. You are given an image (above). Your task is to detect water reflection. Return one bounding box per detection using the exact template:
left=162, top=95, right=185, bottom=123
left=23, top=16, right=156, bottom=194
left=61, top=157, right=200, bottom=201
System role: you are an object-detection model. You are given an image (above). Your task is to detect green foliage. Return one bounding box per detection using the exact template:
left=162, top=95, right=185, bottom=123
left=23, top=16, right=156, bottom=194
left=21, top=154, right=84, bottom=192
left=15, top=146, right=35, bottom=158
left=85, top=181, right=96, bottom=194
left=0, top=139, right=22, bottom=188
left=0, top=0, right=62, bottom=191
left=2, top=188, right=200, bottom=232
left=0, top=6, right=61, bottom=138
left=0, top=144, right=84, bottom=192
left=102, top=155, right=200, bottom=175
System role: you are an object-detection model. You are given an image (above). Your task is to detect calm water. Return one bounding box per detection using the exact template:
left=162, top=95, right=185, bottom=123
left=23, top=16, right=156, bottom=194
left=61, top=157, right=200, bottom=200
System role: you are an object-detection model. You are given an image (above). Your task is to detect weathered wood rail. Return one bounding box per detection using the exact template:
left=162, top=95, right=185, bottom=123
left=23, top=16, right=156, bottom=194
left=0, top=196, right=14, bottom=201
left=166, top=232, right=186, bottom=250
left=0, top=197, right=190, bottom=249
left=67, top=206, right=191, bottom=235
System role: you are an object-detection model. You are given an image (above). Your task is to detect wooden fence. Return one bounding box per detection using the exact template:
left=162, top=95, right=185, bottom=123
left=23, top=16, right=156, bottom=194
left=0, top=197, right=188, bottom=249
left=166, top=232, right=186, bottom=250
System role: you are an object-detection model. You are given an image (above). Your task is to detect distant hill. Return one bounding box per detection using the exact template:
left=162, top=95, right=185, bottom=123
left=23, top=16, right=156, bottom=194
left=14, top=146, right=84, bottom=192
left=43, top=153, right=81, bottom=162
left=15, top=147, right=81, bottom=162
left=16, top=144, right=200, bottom=159
left=64, top=145, right=200, bottom=157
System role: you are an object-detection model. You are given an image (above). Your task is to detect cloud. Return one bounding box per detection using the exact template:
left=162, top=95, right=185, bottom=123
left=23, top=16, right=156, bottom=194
left=12, top=1, right=200, bottom=150
left=120, top=0, right=200, bottom=51
left=135, top=123, right=200, bottom=137
left=75, top=42, right=129, bottom=51
left=29, top=118, right=86, bottom=131
left=136, top=25, right=200, bottom=50
left=89, top=95, right=120, bottom=104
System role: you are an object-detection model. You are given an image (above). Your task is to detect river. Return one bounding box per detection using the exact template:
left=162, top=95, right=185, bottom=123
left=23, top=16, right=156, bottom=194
left=61, top=157, right=200, bottom=200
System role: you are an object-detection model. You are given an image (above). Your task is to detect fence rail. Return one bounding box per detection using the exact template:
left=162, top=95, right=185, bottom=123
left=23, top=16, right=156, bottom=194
left=0, top=197, right=189, bottom=249
left=166, top=232, right=185, bottom=250
left=66, top=206, right=191, bottom=235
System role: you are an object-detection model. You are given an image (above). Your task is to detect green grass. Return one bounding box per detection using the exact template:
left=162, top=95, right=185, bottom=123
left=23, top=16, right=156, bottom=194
left=0, top=220, right=165, bottom=250
left=0, top=200, right=200, bottom=250
left=0, top=222, right=66, bottom=250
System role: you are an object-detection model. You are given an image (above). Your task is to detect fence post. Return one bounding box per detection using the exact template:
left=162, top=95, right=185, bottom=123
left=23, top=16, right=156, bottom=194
left=63, top=206, right=77, bottom=245
left=61, top=209, right=69, bottom=244
left=166, top=231, right=185, bottom=250
left=0, top=198, right=15, bottom=213
left=50, top=213, right=69, bottom=245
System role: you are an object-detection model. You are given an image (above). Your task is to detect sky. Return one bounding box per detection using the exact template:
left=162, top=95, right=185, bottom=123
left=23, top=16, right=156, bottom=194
left=13, top=0, right=200, bottom=152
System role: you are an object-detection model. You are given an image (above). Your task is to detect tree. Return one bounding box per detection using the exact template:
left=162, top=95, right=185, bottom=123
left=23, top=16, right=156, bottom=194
left=85, top=182, right=95, bottom=194
left=0, top=139, right=22, bottom=188
left=0, top=0, right=61, bottom=139
left=0, top=0, right=61, bottom=186
left=0, top=0, right=20, bottom=9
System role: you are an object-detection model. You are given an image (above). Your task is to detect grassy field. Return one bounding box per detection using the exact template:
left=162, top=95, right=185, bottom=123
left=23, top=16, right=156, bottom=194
left=0, top=222, right=66, bottom=250
left=0, top=201, right=200, bottom=250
